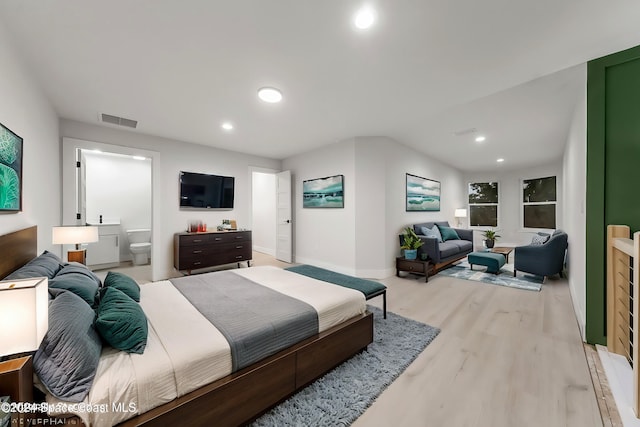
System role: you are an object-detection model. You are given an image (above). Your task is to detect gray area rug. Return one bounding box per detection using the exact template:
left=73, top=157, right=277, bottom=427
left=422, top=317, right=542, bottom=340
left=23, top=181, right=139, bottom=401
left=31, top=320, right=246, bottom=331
left=438, top=259, right=543, bottom=291
left=252, top=305, right=440, bottom=427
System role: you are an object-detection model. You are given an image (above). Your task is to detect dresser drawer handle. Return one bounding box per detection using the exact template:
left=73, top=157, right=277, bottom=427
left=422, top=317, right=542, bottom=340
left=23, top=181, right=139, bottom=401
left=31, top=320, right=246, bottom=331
left=236, top=245, right=243, bottom=249
left=193, top=261, right=202, bottom=265
left=235, top=255, right=243, bottom=259
left=193, top=250, right=202, bottom=254
left=193, top=239, right=202, bottom=243
left=214, top=237, right=222, bottom=241
left=235, top=236, right=244, bottom=239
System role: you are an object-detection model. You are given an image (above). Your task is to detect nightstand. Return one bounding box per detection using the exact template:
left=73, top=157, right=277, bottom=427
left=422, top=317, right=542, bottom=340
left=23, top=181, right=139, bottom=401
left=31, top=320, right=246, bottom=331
left=0, top=356, right=33, bottom=426
left=396, top=256, right=431, bottom=282
left=0, top=356, right=32, bottom=403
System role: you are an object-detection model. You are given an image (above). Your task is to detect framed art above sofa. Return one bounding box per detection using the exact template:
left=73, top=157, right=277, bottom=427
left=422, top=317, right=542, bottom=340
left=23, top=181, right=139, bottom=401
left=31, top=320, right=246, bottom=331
left=406, top=173, right=440, bottom=211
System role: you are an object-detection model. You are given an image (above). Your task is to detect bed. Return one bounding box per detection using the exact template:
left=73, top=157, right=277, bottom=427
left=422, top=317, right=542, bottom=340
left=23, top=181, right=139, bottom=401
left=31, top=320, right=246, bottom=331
left=0, top=226, right=374, bottom=426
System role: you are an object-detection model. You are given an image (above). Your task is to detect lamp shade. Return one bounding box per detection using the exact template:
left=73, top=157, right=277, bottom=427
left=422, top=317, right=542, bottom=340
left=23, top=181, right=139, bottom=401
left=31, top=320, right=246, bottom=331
left=52, top=226, right=99, bottom=245
left=454, top=209, right=467, bottom=218
left=0, top=277, right=48, bottom=357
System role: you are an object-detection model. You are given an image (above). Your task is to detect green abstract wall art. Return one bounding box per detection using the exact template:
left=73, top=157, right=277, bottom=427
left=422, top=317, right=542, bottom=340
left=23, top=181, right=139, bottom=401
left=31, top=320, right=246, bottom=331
left=0, top=122, right=23, bottom=212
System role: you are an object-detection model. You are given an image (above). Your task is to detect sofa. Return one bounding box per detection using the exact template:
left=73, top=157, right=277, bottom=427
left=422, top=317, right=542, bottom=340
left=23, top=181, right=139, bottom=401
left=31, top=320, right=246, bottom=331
left=514, top=230, right=568, bottom=279
left=405, top=221, right=474, bottom=272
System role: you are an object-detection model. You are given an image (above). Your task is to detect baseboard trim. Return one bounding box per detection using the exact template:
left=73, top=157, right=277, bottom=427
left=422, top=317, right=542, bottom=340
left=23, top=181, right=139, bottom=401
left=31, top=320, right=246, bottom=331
left=252, top=245, right=276, bottom=256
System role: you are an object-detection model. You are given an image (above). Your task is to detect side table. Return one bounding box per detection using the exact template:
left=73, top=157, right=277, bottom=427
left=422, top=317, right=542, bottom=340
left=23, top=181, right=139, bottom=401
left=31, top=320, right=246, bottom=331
left=396, top=257, right=430, bottom=282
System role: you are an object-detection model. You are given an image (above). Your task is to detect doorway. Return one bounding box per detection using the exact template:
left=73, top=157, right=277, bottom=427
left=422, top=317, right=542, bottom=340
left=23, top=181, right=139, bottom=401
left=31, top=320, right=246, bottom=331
left=61, top=137, right=161, bottom=282
left=251, top=170, right=277, bottom=256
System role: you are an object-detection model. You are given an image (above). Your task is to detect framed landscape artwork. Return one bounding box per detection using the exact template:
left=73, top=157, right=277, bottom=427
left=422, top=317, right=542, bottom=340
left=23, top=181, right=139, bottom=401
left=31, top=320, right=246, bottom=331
left=303, top=175, right=344, bottom=208
left=0, top=122, right=23, bottom=212
left=406, top=173, right=440, bottom=211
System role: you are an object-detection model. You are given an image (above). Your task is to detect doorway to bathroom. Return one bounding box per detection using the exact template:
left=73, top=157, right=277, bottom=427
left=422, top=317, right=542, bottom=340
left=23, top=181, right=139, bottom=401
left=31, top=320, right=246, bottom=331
left=80, top=149, right=152, bottom=276
left=61, top=137, right=159, bottom=283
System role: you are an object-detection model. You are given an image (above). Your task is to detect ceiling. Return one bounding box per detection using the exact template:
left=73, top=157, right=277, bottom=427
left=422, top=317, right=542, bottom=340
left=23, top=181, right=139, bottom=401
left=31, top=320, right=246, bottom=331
left=0, top=1, right=639, bottom=172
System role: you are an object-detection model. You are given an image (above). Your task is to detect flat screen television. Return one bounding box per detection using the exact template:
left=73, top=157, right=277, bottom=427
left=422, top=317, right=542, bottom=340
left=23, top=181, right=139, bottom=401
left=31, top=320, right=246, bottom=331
left=179, top=171, right=234, bottom=209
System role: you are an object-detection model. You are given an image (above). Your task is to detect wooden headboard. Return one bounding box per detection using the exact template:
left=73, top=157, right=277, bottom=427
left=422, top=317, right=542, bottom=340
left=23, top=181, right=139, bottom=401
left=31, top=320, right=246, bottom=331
left=0, top=226, right=37, bottom=279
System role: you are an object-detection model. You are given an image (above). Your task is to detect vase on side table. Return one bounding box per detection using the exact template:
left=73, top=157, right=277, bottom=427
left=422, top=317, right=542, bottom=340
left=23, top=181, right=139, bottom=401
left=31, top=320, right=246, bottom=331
left=404, top=249, right=418, bottom=260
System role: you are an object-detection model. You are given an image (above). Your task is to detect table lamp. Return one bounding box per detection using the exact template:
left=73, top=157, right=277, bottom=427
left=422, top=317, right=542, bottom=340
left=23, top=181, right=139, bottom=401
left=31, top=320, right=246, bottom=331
left=0, top=277, right=48, bottom=403
left=52, top=226, right=99, bottom=264
left=454, top=209, right=467, bottom=228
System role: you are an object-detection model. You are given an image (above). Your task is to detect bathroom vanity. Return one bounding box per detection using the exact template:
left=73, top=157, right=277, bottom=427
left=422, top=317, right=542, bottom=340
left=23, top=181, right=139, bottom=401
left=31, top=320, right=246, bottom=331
left=174, top=230, right=252, bottom=274
left=86, top=224, right=121, bottom=269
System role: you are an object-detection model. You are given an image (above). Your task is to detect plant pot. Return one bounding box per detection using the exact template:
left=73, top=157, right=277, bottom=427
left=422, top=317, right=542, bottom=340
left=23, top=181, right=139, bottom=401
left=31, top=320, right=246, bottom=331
left=404, top=249, right=418, bottom=260
left=485, top=239, right=495, bottom=249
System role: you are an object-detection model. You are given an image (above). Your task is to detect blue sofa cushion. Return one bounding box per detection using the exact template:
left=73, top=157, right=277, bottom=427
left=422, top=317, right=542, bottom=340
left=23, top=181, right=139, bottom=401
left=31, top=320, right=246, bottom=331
left=439, top=241, right=461, bottom=259
left=448, top=240, right=473, bottom=252
left=420, top=225, right=443, bottom=243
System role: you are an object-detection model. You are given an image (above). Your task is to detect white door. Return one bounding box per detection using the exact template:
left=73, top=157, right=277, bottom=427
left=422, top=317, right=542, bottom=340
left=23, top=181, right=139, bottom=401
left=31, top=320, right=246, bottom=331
left=276, top=170, right=292, bottom=263
left=77, top=149, right=87, bottom=224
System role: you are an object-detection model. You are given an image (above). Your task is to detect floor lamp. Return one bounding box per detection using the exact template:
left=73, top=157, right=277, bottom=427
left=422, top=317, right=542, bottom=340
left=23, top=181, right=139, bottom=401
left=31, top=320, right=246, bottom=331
left=454, top=209, right=467, bottom=228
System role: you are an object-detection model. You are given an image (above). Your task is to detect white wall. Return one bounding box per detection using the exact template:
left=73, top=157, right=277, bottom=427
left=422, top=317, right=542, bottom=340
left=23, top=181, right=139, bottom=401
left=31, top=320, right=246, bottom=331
left=383, top=140, right=466, bottom=271
left=283, top=137, right=466, bottom=278
left=60, top=119, right=281, bottom=279
left=251, top=171, right=277, bottom=256
left=0, top=22, right=60, bottom=256
left=464, top=162, right=564, bottom=249
left=563, top=70, right=587, bottom=340
left=283, top=139, right=357, bottom=274
left=84, top=151, right=152, bottom=260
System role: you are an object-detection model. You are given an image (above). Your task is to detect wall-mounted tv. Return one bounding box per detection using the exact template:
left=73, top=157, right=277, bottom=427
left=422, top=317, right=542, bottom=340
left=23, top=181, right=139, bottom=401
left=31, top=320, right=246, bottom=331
left=179, top=171, right=234, bottom=210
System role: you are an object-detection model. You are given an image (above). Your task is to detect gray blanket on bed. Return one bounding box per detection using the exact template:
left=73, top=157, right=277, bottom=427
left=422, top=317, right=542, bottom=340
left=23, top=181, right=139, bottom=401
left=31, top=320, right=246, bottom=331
left=170, top=271, right=319, bottom=371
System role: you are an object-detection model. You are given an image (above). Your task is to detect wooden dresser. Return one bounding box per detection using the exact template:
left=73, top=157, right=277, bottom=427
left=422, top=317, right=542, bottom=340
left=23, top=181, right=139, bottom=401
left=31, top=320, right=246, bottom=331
left=174, top=230, right=252, bottom=273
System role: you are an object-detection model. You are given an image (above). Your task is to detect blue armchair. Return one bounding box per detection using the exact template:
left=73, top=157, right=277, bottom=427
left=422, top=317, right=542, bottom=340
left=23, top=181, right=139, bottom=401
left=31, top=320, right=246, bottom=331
left=513, top=230, right=568, bottom=279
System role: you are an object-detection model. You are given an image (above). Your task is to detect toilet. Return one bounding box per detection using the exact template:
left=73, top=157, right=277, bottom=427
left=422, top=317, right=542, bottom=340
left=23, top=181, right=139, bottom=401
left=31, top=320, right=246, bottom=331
left=126, top=229, right=151, bottom=265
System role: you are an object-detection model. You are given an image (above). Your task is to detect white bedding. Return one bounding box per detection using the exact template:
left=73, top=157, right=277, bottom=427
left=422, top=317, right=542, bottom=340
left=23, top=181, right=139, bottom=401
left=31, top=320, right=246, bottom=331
left=46, top=266, right=366, bottom=426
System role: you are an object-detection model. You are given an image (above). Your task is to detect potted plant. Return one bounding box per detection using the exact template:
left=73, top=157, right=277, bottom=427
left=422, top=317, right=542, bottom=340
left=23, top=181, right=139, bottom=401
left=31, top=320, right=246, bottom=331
left=400, top=227, right=423, bottom=260
left=482, top=229, right=501, bottom=249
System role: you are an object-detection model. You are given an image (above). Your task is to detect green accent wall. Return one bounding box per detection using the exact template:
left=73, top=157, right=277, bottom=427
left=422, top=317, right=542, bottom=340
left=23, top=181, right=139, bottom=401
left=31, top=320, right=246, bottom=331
left=587, top=45, right=640, bottom=344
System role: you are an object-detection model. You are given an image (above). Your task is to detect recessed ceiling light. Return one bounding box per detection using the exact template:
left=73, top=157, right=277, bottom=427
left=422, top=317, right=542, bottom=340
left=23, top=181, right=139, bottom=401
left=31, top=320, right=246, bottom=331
left=475, top=136, right=486, bottom=142
left=497, top=158, right=505, bottom=163
left=132, top=156, right=146, bottom=161
left=258, top=87, right=283, bottom=103
left=354, top=6, right=376, bottom=29
left=221, top=122, right=234, bottom=131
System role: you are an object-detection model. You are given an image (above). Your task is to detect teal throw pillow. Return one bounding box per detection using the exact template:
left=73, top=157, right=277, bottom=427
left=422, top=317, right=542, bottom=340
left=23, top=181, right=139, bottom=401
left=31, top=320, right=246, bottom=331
left=96, top=287, right=148, bottom=354
left=104, top=271, right=140, bottom=302
left=437, top=225, right=460, bottom=241
left=420, top=225, right=443, bottom=243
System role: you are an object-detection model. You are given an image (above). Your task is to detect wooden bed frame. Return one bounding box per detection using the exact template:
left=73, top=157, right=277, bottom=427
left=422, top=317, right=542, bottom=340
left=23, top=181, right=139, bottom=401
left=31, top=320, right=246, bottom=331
left=0, top=226, right=374, bottom=427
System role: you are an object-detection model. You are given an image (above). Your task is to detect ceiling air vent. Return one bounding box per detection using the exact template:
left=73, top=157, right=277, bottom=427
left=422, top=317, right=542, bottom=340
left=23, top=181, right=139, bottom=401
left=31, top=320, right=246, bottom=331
left=100, top=113, right=138, bottom=129
left=452, top=127, right=476, bottom=137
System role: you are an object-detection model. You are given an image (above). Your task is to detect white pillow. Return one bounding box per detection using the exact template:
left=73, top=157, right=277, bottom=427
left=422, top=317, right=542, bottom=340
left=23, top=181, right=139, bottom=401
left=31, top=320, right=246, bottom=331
left=531, top=233, right=550, bottom=245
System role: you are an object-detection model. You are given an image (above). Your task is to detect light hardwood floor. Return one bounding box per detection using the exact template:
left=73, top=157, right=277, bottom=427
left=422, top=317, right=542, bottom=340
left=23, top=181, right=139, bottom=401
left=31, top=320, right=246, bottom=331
left=353, top=272, right=603, bottom=427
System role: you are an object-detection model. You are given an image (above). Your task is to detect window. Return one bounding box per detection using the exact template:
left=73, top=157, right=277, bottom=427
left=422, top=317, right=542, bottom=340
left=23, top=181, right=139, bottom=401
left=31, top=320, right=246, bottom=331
left=468, top=182, right=498, bottom=227
left=522, top=176, right=556, bottom=229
